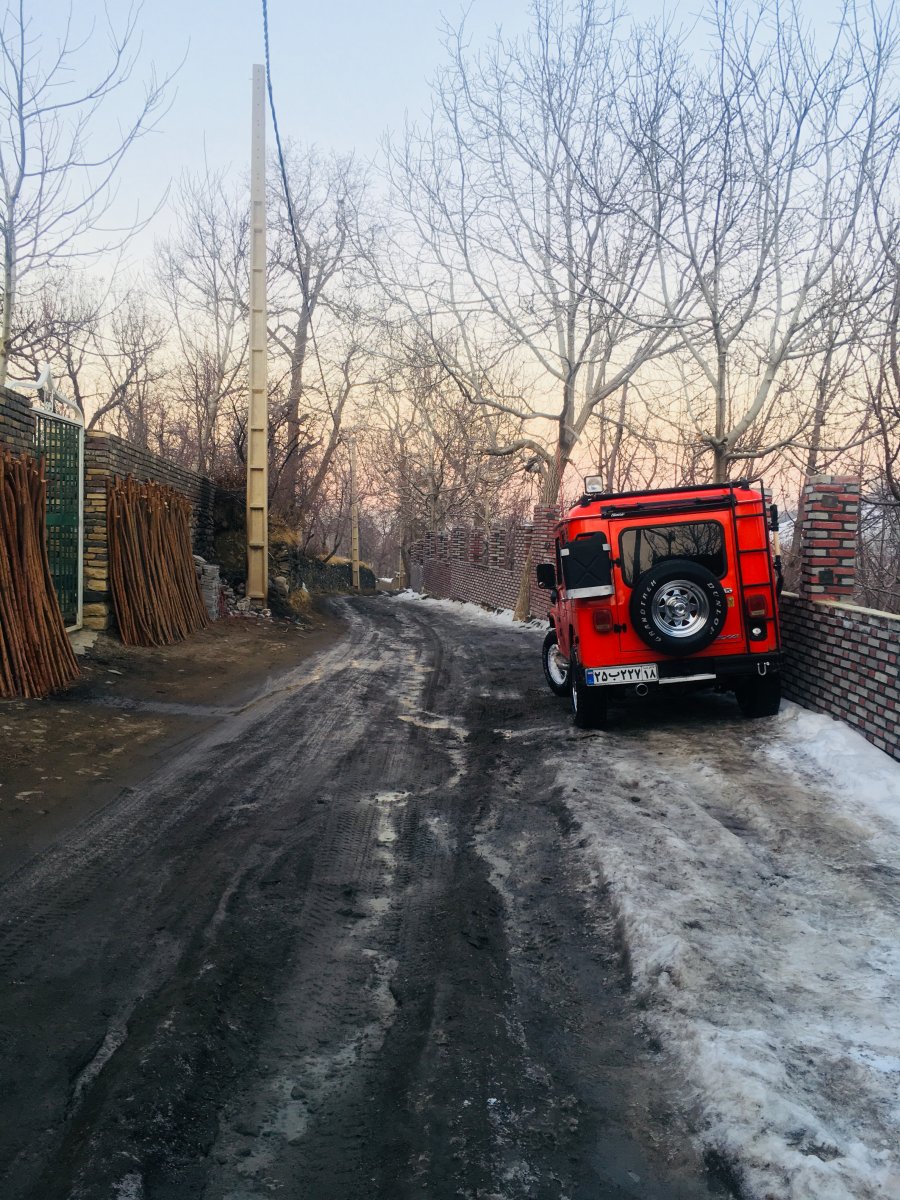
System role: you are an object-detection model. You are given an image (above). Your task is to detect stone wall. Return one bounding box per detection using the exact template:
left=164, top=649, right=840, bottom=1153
left=273, top=549, right=377, bottom=595
left=0, top=387, right=36, bottom=455
left=83, top=431, right=216, bottom=631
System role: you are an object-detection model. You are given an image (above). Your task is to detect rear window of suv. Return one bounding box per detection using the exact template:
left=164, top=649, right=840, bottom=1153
left=619, top=521, right=726, bottom=586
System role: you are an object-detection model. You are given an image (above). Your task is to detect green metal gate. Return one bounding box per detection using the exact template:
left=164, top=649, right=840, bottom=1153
left=34, top=410, right=83, bottom=629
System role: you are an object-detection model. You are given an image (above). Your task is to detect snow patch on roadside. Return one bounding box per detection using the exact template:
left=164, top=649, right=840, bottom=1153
left=555, top=703, right=900, bottom=1200
left=392, top=590, right=545, bottom=633
left=764, top=703, right=900, bottom=833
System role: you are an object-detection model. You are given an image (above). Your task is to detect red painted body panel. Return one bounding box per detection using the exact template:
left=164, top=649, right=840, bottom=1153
left=548, top=483, right=781, bottom=674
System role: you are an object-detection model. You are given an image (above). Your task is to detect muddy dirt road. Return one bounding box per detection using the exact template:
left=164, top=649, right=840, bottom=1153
left=0, top=597, right=734, bottom=1200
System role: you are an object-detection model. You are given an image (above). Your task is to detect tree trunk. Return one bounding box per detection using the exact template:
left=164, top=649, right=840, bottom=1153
left=400, top=543, right=411, bottom=589
left=0, top=226, right=16, bottom=388
left=604, top=386, right=627, bottom=492
left=283, top=302, right=310, bottom=512
left=514, top=438, right=571, bottom=622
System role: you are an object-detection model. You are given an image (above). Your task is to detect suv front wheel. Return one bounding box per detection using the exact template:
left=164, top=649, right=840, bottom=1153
left=542, top=629, right=571, bottom=697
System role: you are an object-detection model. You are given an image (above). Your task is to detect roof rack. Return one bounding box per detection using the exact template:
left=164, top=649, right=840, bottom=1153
left=575, top=479, right=750, bottom=507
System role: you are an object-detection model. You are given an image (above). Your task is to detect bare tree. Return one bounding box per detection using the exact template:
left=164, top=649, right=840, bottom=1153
left=0, top=0, right=173, bottom=384
left=869, top=150, right=900, bottom=504
left=367, top=327, right=529, bottom=582
left=267, top=308, right=371, bottom=547
left=380, top=0, right=671, bottom=508
left=91, top=290, right=168, bottom=442
left=267, top=144, right=372, bottom=514
left=156, top=166, right=249, bottom=472
left=13, top=275, right=167, bottom=438
left=9, top=275, right=101, bottom=408
left=633, top=0, right=899, bottom=481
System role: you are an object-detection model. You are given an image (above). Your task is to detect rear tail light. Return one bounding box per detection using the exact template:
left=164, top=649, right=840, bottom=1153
left=592, top=607, right=614, bottom=633
left=745, top=592, right=769, bottom=641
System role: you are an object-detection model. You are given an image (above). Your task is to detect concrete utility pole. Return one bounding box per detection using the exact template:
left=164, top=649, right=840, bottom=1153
left=350, top=432, right=361, bottom=591
left=246, top=63, right=269, bottom=603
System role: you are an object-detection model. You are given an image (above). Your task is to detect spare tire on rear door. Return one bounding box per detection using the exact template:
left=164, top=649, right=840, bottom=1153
left=629, top=558, right=726, bottom=656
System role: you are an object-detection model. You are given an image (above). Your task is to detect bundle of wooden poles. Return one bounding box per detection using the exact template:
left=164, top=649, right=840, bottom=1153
left=0, top=448, right=80, bottom=698
left=107, top=476, right=209, bottom=647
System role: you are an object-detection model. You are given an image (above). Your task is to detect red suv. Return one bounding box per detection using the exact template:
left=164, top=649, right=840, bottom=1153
left=536, top=479, right=783, bottom=728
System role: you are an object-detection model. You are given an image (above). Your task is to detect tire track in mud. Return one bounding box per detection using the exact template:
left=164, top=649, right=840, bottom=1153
left=213, top=600, right=728, bottom=1200
left=0, top=624, right=365, bottom=955
left=0, top=603, right=432, bottom=1198
left=202, top=602, right=461, bottom=1200
left=1, top=597, right=733, bottom=1200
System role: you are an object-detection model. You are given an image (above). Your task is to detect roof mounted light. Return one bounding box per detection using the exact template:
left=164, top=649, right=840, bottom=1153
left=584, top=475, right=604, bottom=494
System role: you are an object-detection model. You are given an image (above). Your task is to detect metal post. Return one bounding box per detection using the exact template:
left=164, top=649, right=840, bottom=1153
left=246, top=63, right=269, bottom=603
left=350, top=433, right=360, bottom=591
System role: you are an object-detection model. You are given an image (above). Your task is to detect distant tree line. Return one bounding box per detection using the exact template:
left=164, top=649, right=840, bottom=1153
left=1, top=0, right=898, bottom=606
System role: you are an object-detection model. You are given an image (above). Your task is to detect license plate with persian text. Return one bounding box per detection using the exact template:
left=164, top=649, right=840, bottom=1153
left=585, top=664, right=659, bottom=687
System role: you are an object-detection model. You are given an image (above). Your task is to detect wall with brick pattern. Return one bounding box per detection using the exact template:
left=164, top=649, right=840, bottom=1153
left=411, top=507, right=561, bottom=621
left=777, top=474, right=899, bottom=762
left=83, top=431, right=216, bottom=631
left=780, top=593, right=899, bottom=762
left=0, top=387, right=36, bottom=455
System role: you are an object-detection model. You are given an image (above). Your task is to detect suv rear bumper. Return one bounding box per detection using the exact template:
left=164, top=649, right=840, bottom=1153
left=582, top=652, right=781, bottom=690
left=657, top=652, right=781, bottom=682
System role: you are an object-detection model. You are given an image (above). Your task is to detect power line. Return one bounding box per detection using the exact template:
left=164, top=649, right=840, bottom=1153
left=261, top=0, right=333, bottom=411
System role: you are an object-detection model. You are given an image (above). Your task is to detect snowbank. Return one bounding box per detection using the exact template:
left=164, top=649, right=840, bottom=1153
left=557, top=702, right=900, bottom=1199
left=393, top=590, right=545, bottom=633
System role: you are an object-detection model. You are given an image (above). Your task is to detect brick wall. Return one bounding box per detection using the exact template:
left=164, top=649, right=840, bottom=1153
left=0, top=387, right=36, bottom=454
left=83, top=431, right=216, bottom=631
left=794, top=474, right=860, bottom=599
left=779, top=474, right=900, bottom=762
left=780, top=593, right=899, bottom=761
left=411, top=506, right=561, bottom=619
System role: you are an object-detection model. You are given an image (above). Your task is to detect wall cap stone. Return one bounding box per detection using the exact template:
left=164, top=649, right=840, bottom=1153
left=782, top=591, right=899, bottom=624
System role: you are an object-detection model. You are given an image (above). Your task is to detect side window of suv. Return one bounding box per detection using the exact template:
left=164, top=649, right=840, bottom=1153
left=619, top=521, right=726, bottom=586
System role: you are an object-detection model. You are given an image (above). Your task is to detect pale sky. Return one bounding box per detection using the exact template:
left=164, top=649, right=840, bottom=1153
left=33, top=0, right=841, bottom=268
left=36, top=0, right=537, bottom=261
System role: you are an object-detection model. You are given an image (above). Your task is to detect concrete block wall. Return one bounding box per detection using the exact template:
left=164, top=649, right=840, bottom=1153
left=0, top=387, right=36, bottom=455
left=83, top=431, right=216, bottom=631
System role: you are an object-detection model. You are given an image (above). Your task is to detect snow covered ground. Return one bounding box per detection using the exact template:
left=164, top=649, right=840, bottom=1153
left=560, top=702, right=900, bottom=1200
left=396, top=590, right=545, bottom=632
left=399, top=593, right=900, bottom=1200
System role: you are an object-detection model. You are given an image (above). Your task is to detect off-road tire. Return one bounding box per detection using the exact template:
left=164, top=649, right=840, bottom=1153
left=735, top=673, right=782, bottom=718
left=629, top=558, right=727, bottom=656
left=570, top=654, right=608, bottom=730
left=542, top=629, right=571, bottom=697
